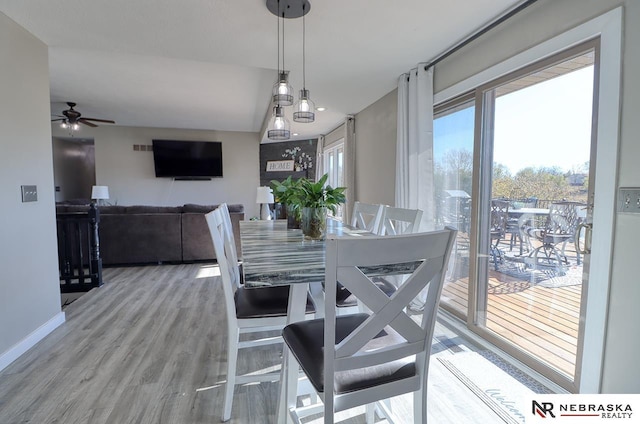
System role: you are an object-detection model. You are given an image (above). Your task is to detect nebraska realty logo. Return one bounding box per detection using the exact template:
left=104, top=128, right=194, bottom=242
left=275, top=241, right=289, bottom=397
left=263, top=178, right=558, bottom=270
left=528, top=395, right=638, bottom=422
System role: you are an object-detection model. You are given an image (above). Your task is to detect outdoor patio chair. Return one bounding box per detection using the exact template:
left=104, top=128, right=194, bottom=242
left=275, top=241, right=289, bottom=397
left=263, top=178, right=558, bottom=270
left=506, top=197, right=538, bottom=253
left=524, top=201, right=584, bottom=276
left=490, top=199, right=510, bottom=270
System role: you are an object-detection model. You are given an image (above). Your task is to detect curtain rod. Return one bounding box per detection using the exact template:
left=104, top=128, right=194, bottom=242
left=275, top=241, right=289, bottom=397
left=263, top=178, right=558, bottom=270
left=424, top=0, right=538, bottom=71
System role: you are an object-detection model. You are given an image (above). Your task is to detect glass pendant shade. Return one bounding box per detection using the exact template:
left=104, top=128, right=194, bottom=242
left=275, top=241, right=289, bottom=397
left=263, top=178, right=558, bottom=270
left=267, top=105, right=291, bottom=140
left=272, top=71, right=294, bottom=106
left=293, top=89, right=315, bottom=123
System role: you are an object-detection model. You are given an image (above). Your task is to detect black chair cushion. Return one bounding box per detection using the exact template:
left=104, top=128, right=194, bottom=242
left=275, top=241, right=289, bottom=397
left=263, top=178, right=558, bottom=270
left=283, top=313, right=415, bottom=394
left=235, top=285, right=315, bottom=319
left=336, top=278, right=397, bottom=308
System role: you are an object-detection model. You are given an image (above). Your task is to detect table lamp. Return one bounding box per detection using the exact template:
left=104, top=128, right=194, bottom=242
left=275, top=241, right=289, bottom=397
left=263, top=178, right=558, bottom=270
left=91, top=185, right=110, bottom=206
left=256, top=186, right=274, bottom=220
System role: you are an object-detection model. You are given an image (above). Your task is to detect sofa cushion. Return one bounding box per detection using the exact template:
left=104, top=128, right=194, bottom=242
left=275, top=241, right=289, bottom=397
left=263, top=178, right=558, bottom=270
left=226, top=204, right=245, bottom=213
left=125, top=205, right=182, bottom=214
left=98, top=205, right=127, bottom=214
left=182, top=204, right=219, bottom=213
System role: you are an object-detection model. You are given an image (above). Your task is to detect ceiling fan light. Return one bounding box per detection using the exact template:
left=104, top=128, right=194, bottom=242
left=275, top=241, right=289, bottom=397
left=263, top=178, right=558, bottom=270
left=72, top=123, right=80, bottom=131
left=267, top=105, right=291, bottom=140
left=60, top=120, right=68, bottom=129
left=293, top=89, right=315, bottom=123
left=272, top=71, right=293, bottom=106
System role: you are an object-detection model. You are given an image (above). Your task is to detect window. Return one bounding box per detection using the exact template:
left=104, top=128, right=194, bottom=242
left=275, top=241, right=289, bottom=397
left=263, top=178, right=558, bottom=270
left=324, top=140, right=344, bottom=220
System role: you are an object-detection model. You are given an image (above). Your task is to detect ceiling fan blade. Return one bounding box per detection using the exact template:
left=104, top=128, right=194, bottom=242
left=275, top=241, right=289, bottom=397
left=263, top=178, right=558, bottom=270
left=82, top=118, right=115, bottom=124
left=78, top=119, right=98, bottom=128
left=51, top=118, right=66, bottom=122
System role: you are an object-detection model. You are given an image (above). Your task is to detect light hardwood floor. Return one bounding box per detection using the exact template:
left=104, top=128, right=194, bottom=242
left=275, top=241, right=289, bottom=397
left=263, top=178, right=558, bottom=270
left=0, top=264, right=534, bottom=423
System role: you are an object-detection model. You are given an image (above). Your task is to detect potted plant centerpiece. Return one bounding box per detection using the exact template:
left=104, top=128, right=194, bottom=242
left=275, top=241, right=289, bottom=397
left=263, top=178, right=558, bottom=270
left=270, top=176, right=303, bottom=229
left=297, top=174, right=346, bottom=240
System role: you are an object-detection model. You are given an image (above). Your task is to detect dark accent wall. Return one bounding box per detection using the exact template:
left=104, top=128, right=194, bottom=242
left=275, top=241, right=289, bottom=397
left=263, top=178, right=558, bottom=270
left=259, top=139, right=317, bottom=186
left=52, top=138, right=96, bottom=202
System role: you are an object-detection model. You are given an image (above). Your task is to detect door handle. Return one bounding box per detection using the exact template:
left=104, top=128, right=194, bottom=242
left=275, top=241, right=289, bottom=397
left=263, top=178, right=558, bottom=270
left=575, top=222, right=593, bottom=255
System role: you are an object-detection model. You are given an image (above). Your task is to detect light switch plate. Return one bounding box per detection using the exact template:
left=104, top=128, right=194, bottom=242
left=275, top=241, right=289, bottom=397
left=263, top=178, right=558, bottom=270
left=618, top=188, right=640, bottom=214
left=21, top=185, right=37, bottom=202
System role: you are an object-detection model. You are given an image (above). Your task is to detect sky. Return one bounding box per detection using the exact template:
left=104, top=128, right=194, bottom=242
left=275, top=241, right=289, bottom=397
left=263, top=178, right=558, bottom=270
left=434, top=65, right=594, bottom=175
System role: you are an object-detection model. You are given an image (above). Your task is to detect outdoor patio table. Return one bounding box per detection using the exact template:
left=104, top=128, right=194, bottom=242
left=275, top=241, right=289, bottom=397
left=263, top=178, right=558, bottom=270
left=507, top=208, right=550, bottom=255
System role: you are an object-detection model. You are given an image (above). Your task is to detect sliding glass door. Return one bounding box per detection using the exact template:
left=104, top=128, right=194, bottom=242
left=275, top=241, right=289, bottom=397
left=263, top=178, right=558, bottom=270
left=434, top=94, right=475, bottom=319
left=436, top=40, right=599, bottom=390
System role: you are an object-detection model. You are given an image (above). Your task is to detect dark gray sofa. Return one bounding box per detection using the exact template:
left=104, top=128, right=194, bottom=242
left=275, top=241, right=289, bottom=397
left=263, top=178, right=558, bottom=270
left=55, top=203, right=244, bottom=266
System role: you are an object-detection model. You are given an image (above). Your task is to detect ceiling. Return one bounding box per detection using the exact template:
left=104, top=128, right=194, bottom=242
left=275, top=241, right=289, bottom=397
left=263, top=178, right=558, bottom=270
left=0, top=0, right=521, bottom=142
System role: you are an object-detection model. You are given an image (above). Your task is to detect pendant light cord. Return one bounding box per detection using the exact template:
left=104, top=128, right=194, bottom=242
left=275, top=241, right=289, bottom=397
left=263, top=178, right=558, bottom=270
left=281, top=10, right=285, bottom=73
left=276, top=1, right=280, bottom=76
left=302, top=5, right=306, bottom=89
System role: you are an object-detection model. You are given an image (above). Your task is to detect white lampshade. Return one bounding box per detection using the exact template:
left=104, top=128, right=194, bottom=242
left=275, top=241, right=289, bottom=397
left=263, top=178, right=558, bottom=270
left=256, top=186, right=274, bottom=204
left=91, top=185, right=110, bottom=200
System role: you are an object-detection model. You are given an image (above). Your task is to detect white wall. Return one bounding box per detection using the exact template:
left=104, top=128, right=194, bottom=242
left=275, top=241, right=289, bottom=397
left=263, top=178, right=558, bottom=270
left=0, top=13, right=63, bottom=359
left=354, top=0, right=639, bottom=392
left=51, top=125, right=262, bottom=218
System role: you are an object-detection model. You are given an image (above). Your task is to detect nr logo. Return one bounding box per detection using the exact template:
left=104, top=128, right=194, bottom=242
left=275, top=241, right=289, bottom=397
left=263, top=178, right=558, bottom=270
left=533, top=400, right=556, bottom=418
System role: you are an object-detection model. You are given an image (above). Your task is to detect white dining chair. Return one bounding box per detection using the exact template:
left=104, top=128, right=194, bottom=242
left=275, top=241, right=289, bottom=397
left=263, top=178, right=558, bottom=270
left=350, top=201, right=385, bottom=233
left=281, top=227, right=457, bottom=424
left=378, top=206, right=423, bottom=235
left=205, top=207, right=315, bottom=422
left=334, top=202, right=389, bottom=313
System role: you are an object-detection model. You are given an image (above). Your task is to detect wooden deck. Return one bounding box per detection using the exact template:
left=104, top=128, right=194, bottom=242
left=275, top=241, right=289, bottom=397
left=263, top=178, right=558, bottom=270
left=441, top=258, right=582, bottom=378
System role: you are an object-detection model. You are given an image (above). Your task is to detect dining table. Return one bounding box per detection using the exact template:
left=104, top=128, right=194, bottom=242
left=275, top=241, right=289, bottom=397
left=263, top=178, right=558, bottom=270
left=239, top=218, right=374, bottom=423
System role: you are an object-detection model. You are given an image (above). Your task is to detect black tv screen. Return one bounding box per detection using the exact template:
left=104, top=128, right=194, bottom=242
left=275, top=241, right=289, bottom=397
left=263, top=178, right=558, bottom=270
left=152, top=140, right=223, bottom=178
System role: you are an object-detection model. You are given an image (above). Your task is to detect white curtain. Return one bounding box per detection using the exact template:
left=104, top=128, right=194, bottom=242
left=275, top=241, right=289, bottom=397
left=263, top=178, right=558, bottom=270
left=315, top=135, right=325, bottom=180
left=396, top=65, right=435, bottom=311
left=343, top=116, right=356, bottom=221
left=395, top=65, right=435, bottom=231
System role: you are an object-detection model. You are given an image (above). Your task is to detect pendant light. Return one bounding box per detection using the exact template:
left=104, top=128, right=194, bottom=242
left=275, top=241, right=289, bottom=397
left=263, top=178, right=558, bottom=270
left=271, top=3, right=293, bottom=106
left=293, top=4, right=315, bottom=123
left=267, top=105, right=291, bottom=140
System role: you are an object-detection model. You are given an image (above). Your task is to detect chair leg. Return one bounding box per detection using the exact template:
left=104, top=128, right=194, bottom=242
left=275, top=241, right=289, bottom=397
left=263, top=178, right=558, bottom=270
left=366, top=404, right=376, bottom=424
left=414, top=388, right=427, bottom=424
left=222, top=328, right=239, bottom=422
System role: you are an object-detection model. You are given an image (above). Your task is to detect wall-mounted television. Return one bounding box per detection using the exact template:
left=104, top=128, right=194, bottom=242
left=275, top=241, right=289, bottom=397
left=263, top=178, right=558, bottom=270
left=152, top=140, right=223, bottom=179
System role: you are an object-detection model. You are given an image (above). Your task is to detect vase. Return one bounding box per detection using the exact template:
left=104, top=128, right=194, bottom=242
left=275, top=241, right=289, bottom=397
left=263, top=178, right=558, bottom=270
left=274, top=203, right=288, bottom=220
left=286, top=204, right=301, bottom=229
left=301, top=207, right=327, bottom=240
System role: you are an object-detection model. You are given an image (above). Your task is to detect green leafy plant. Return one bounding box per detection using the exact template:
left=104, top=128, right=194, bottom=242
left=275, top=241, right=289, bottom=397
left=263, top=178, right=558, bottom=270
left=296, top=173, right=347, bottom=214
left=270, top=176, right=303, bottom=205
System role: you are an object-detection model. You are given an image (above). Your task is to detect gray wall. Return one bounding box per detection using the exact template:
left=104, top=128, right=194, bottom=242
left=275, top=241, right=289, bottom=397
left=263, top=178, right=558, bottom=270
left=354, top=0, right=639, bottom=392
left=354, top=90, right=397, bottom=206
left=0, top=13, right=62, bottom=357
left=51, top=125, right=262, bottom=219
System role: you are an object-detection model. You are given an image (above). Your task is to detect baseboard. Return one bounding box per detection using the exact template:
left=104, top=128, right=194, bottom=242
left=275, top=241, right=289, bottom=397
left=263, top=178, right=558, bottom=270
left=0, top=311, right=66, bottom=373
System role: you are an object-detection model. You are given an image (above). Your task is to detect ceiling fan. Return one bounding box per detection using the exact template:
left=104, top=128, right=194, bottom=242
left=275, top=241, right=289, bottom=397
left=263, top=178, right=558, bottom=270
left=51, top=102, right=115, bottom=130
